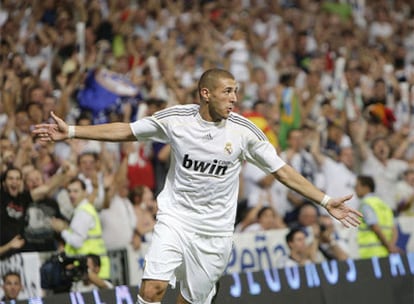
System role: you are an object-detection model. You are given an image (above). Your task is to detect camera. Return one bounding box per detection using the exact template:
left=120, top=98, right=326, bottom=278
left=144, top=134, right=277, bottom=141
left=40, top=252, right=88, bottom=293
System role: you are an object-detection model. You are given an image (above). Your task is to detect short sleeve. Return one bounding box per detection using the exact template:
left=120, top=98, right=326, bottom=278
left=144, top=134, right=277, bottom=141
left=129, top=117, right=169, bottom=143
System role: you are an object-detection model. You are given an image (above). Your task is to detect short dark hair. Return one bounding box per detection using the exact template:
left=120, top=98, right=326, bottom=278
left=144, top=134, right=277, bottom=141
left=128, top=185, right=145, bottom=203
left=370, top=136, right=388, bottom=150
left=1, top=166, right=22, bottom=184
left=77, top=151, right=99, bottom=165
left=87, top=254, right=101, bottom=268
left=198, top=68, right=234, bottom=94
left=285, top=227, right=305, bottom=244
left=146, top=97, right=166, bottom=108
left=68, top=177, right=87, bottom=190
left=357, top=175, right=375, bottom=192
left=76, top=111, right=93, bottom=124
left=2, top=271, right=21, bottom=282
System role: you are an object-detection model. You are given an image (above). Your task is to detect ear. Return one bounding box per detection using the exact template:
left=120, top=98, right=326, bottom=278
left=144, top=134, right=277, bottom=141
left=200, top=88, right=209, bottom=101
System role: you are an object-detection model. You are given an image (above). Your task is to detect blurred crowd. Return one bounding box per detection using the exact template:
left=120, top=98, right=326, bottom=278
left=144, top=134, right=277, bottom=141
left=1, top=0, right=414, bottom=297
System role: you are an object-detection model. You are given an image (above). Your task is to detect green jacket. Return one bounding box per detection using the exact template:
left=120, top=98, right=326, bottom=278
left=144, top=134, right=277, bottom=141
left=357, top=195, right=394, bottom=259
left=65, top=201, right=110, bottom=279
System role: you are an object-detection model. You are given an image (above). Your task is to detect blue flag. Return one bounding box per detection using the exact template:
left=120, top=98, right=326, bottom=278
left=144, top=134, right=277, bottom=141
left=77, top=68, right=140, bottom=124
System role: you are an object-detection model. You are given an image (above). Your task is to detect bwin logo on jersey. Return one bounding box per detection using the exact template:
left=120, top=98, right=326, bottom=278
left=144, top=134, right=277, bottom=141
left=182, top=154, right=228, bottom=176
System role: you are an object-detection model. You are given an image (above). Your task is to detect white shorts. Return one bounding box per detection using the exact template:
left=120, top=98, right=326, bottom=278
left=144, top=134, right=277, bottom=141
left=142, top=221, right=233, bottom=303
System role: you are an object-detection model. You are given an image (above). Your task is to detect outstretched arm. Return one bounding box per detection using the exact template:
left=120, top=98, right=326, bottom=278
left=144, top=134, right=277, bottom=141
left=272, top=164, right=362, bottom=227
left=32, top=112, right=136, bottom=142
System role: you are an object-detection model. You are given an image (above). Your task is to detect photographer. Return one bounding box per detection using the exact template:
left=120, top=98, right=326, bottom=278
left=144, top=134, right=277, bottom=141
left=291, top=204, right=349, bottom=263
left=311, top=215, right=349, bottom=262
left=71, top=254, right=113, bottom=292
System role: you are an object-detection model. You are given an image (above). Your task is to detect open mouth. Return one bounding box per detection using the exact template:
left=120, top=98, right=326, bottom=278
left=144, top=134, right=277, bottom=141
left=8, top=186, right=19, bottom=195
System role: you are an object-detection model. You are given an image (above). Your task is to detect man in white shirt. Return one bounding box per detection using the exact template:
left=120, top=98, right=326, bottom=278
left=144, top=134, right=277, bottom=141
left=33, top=68, right=362, bottom=304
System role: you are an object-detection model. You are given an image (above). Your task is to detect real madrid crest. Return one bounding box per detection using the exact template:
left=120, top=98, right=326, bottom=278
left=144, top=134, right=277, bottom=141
left=224, top=142, right=233, bottom=155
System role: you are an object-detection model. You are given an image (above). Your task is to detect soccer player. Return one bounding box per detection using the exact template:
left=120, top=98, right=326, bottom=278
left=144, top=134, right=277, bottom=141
left=33, top=68, right=362, bottom=304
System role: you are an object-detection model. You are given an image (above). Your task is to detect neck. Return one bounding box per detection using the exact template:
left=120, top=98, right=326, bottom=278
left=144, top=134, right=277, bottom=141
left=290, top=251, right=306, bottom=264
left=199, top=104, right=214, bottom=122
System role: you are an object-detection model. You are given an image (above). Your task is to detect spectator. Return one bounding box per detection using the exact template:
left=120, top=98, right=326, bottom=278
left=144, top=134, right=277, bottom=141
left=395, top=168, right=414, bottom=216
left=335, top=60, right=364, bottom=122
left=50, top=178, right=110, bottom=280
left=129, top=185, right=157, bottom=243
left=0, top=236, right=25, bottom=258
left=100, top=144, right=137, bottom=250
left=127, top=141, right=156, bottom=192
left=274, top=72, right=302, bottom=150
left=145, top=98, right=170, bottom=196
left=280, top=128, right=322, bottom=225
left=309, top=128, right=359, bottom=211
left=322, top=120, right=352, bottom=158
left=243, top=67, right=274, bottom=109
left=295, top=203, right=319, bottom=231
left=288, top=202, right=350, bottom=262
left=369, top=5, right=394, bottom=45
left=241, top=161, right=290, bottom=218
left=355, top=175, right=400, bottom=259
left=277, top=228, right=314, bottom=268
left=243, top=206, right=286, bottom=232
left=0, top=165, right=71, bottom=258
left=353, top=122, right=409, bottom=212
left=22, top=168, right=68, bottom=252
left=71, top=254, right=113, bottom=293
left=312, top=215, right=350, bottom=262
left=221, top=28, right=250, bottom=85
left=77, top=152, right=107, bottom=211
left=1, top=271, right=22, bottom=302
left=0, top=135, right=15, bottom=173
left=242, top=100, right=279, bottom=148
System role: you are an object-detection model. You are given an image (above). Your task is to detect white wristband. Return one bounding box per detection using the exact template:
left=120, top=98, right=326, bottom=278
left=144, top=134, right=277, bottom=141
left=68, top=125, right=76, bottom=139
left=320, top=194, right=331, bottom=208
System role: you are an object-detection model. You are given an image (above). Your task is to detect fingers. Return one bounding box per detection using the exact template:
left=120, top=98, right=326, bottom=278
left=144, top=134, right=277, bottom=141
left=347, top=213, right=361, bottom=226
left=340, top=193, right=353, bottom=203
left=50, top=111, right=60, bottom=122
left=340, top=219, right=350, bottom=228
left=32, top=124, right=51, bottom=135
left=351, top=208, right=363, bottom=218
left=50, top=111, right=67, bottom=128
left=341, top=212, right=362, bottom=228
left=32, top=127, right=54, bottom=141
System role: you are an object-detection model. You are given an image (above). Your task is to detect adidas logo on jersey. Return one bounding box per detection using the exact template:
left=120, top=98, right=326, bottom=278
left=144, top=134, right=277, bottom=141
left=182, top=154, right=228, bottom=176
left=202, top=133, right=213, bottom=140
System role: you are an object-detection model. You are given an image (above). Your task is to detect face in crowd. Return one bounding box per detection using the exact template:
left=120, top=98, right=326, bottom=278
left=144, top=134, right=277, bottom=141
left=67, top=179, right=87, bottom=207
left=2, top=272, right=22, bottom=300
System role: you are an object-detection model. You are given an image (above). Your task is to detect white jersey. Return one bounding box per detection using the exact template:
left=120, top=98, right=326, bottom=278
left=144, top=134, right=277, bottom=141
left=130, top=104, right=285, bottom=236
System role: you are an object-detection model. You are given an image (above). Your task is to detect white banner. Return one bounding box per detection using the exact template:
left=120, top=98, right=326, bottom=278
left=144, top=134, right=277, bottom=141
left=125, top=216, right=414, bottom=284
left=397, top=216, right=414, bottom=253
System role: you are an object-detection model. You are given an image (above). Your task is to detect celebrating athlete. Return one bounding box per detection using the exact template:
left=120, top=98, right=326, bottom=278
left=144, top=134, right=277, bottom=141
left=33, top=68, right=362, bottom=304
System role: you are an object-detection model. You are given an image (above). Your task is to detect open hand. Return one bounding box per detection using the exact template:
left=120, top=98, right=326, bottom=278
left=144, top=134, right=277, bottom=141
left=326, top=194, right=363, bottom=228
left=32, top=112, right=69, bottom=142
